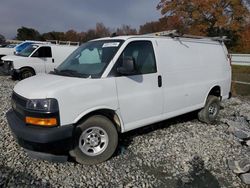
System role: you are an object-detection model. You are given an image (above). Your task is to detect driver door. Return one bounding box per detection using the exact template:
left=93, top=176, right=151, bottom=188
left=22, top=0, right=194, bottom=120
left=32, top=46, right=53, bottom=73
left=114, top=40, right=164, bottom=131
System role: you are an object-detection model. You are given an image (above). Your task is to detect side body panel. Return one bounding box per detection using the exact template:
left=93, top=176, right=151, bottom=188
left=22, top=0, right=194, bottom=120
left=155, top=38, right=231, bottom=117
left=13, top=57, right=46, bottom=73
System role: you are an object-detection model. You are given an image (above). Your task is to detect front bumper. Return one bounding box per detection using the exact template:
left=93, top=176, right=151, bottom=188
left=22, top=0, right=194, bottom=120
left=2, top=61, right=13, bottom=75
left=6, top=110, right=74, bottom=161
left=10, top=69, right=20, bottom=79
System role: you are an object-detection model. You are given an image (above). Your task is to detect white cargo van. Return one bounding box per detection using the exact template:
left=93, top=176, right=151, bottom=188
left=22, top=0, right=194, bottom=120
left=0, top=45, right=15, bottom=65
left=2, top=43, right=77, bottom=79
left=0, top=41, right=49, bottom=65
left=6, top=32, right=231, bottom=164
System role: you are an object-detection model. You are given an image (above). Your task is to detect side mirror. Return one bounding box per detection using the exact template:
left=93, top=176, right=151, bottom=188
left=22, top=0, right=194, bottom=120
left=117, top=56, right=136, bottom=75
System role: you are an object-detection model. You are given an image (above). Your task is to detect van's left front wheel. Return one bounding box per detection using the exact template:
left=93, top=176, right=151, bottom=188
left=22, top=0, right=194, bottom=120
left=20, top=68, right=35, bottom=80
left=69, top=115, right=118, bottom=165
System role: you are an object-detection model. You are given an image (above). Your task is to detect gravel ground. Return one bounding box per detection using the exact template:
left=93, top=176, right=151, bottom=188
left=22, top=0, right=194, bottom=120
left=0, top=75, right=250, bottom=188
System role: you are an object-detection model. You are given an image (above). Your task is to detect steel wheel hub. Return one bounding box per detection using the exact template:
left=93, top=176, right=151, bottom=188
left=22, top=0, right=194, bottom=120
left=23, top=71, right=33, bottom=78
left=208, top=104, right=217, bottom=117
left=79, top=127, right=108, bottom=156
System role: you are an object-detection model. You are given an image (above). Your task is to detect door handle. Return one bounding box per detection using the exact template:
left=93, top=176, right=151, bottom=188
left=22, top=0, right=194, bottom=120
left=52, top=58, right=55, bottom=63
left=158, top=75, right=162, bottom=87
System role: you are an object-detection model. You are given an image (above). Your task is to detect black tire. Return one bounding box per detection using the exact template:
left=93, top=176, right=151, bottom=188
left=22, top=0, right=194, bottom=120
left=20, top=68, right=35, bottom=80
left=198, top=95, right=220, bottom=124
left=11, top=73, right=19, bottom=80
left=69, top=115, right=118, bottom=165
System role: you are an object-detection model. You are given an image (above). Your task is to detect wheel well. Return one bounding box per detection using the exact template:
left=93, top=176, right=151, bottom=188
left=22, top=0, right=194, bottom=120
left=20, top=67, right=36, bottom=75
left=76, top=109, right=122, bottom=132
left=208, top=86, right=221, bottom=98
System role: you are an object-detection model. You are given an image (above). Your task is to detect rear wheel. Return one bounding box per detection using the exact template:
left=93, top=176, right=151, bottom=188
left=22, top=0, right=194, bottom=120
left=20, top=68, right=35, bottom=80
left=69, top=115, right=118, bottom=165
left=198, top=95, right=220, bottom=124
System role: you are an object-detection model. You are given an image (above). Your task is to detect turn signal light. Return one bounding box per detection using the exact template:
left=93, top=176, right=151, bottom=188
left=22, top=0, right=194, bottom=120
left=25, top=117, right=57, bottom=127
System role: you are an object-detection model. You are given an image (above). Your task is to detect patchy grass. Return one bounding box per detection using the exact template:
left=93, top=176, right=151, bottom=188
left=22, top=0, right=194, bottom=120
left=232, top=65, right=250, bottom=96
left=232, top=65, right=250, bottom=74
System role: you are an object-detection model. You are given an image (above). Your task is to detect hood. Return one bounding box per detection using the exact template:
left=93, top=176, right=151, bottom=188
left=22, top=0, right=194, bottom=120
left=1, top=55, right=25, bottom=61
left=14, top=74, right=96, bottom=99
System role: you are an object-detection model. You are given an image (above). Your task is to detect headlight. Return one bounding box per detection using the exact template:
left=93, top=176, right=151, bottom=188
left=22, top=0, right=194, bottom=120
left=26, top=98, right=59, bottom=112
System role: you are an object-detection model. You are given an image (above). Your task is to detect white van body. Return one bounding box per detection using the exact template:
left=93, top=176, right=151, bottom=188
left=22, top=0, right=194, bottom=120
left=0, top=47, right=15, bottom=56
left=0, top=41, right=48, bottom=62
left=7, top=35, right=231, bottom=163
left=2, top=44, right=77, bottom=78
left=0, top=47, right=15, bottom=65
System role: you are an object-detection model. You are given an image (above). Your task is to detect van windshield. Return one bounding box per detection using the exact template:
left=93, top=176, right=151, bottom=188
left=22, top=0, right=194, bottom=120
left=18, top=45, right=39, bottom=57
left=16, top=42, right=34, bottom=53
left=53, top=40, right=124, bottom=78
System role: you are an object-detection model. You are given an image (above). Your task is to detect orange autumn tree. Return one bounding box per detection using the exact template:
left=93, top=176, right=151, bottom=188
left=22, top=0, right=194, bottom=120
left=157, top=0, right=250, bottom=36
left=234, top=25, right=250, bottom=53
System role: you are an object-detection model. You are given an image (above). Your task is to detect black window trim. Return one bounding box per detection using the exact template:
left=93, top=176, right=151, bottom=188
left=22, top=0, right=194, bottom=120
left=31, top=46, right=52, bottom=58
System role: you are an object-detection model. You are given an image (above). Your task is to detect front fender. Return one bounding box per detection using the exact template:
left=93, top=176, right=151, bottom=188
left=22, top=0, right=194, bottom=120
left=73, top=106, right=125, bottom=132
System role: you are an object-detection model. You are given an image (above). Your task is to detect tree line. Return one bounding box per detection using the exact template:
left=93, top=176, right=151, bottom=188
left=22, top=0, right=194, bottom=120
left=14, top=23, right=137, bottom=43
left=1, top=0, right=250, bottom=53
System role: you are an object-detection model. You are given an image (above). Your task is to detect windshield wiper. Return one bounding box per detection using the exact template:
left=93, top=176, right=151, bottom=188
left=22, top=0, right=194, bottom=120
left=52, top=69, right=88, bottom=78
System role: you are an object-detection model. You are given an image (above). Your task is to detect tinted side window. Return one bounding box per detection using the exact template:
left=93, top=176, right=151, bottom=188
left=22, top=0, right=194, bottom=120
left=32, top=47, right=52, bottom=58
left=114, top=41, right=157, bottom=76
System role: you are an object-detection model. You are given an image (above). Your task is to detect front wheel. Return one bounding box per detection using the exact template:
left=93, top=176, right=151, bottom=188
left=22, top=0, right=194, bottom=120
left=69, top=115, right=118, bottom=165
left=198, top=95, right=220, bottom=124
left=20, top=68, right=35, bottom=80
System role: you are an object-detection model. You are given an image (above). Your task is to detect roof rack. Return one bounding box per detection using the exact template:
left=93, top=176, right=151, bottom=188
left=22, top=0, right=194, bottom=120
left=46, top=40, right=80, bottom=46
left=144, top=30, right=229, bottom=42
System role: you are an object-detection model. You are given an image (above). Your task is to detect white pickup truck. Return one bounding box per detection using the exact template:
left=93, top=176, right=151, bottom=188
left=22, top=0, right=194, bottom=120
left=2, top=43, right=78, bottom=79
left=6, top=33, right=231, bottom=164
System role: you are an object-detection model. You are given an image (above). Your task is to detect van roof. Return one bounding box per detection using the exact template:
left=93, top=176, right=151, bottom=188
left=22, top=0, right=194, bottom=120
left=93, top=30, right=227, bottom=44
left=93, top=35, right=223, bottom=45
left=30, top=43, right=77, bottom=48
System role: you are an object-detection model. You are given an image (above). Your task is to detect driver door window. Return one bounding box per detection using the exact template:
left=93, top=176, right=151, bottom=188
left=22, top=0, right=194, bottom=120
left=115, top=41, right=157, bottom=75
left=32, top=47, right=52, bottom=58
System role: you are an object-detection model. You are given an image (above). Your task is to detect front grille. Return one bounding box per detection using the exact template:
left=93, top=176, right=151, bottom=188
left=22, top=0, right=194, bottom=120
left=12, top=92, right=27, bottom=119
left=3, top=61, right=13, bottom=74
left=12, top=92, right=27, bottom=107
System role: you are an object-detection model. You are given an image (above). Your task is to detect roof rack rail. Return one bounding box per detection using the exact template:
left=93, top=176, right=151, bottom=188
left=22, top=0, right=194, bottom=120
left=144, top=30, right=229, bottom=42
left=46, top=40, right=80, bottom=46
left=143, top=30, right=179, bottom=37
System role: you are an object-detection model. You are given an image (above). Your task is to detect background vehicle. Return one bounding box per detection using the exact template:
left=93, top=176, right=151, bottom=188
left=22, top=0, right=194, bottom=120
left=6, top=32, right=231, bottom=164
left=0, top=45, right=15, bottom=65
left=2, top=43, right=78, bottom=79
left=0, top=41, right=47, bottom=66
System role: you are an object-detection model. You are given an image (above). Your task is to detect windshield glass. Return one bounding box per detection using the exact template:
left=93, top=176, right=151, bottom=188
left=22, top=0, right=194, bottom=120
left=18, top=45, right=39, bottom=57
left=54, top=40, right=124, bottom=78
left=16, top=42, right=33, bottom=52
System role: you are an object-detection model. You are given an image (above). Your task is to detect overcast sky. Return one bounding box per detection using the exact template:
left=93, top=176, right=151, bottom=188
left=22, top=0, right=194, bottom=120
left=0, top=0, right=161, bottom=39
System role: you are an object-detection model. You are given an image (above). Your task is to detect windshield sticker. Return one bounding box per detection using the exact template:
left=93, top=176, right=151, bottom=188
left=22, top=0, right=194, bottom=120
left=102, top=42, right=120, bottom=48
